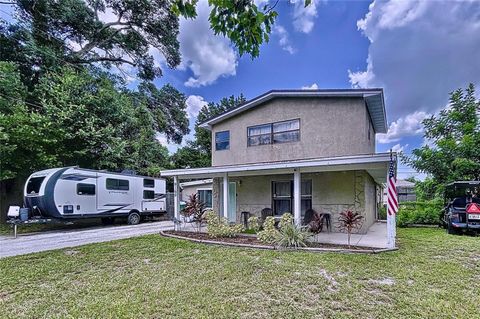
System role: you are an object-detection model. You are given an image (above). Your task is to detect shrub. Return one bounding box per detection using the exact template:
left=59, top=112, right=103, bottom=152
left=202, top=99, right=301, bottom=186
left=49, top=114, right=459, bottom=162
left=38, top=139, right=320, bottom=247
left=257, top=216, right=279, bottom=245
left=247, top=216, right=260, bottom=233
left=275, top=223, right=312, bottom=249
left=205, top=211, right=244, bottom=238
left=337, top=210, right=364, bottom=248
left=278, top=212, right=294, bottom=229
left=182, top=194, right=206, bottom=232
left=396, top=200, right=443, bottom=227
left=378, top=205, right=387, bottom=220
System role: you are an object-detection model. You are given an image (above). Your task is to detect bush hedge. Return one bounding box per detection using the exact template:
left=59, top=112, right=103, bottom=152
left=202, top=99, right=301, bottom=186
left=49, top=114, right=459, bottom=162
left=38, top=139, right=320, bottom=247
left=396, top=200, right=443, bottom=227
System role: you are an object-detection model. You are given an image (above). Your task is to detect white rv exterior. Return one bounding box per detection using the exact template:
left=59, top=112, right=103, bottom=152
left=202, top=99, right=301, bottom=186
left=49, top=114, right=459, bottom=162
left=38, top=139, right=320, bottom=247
left=23, top=167, right=166, bottom=224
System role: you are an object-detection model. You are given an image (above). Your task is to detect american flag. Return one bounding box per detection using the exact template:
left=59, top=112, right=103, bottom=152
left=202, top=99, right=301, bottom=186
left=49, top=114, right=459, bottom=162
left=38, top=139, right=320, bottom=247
left=387, top=157, right=398, bottom=216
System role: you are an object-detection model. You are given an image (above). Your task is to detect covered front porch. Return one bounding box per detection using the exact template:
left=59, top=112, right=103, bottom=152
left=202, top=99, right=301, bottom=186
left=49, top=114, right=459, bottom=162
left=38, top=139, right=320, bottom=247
left=161, top=153, right=395, bottom=248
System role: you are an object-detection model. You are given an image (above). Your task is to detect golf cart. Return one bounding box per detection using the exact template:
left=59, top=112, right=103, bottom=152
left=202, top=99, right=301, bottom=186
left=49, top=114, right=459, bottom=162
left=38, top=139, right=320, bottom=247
left=443, top=181, right=480, bottom=235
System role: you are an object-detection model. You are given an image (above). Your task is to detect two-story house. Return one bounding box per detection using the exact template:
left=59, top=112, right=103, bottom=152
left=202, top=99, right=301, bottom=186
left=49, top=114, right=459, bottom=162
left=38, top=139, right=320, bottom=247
left=161, top=89, right=396, bottom=247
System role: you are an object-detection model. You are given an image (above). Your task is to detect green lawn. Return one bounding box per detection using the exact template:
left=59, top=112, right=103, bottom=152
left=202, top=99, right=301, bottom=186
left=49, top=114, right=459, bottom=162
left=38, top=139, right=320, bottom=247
left=0, top=228, right=479, bottom=319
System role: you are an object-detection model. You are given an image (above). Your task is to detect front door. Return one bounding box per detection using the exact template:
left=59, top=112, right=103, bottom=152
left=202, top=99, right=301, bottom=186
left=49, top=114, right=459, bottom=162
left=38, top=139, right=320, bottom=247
left=228, top=182, right=236, bottom=223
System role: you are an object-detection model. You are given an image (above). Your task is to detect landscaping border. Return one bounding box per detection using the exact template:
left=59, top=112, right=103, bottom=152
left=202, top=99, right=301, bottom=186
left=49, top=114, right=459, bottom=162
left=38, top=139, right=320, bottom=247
left=160, top=231, right=398, bottom=254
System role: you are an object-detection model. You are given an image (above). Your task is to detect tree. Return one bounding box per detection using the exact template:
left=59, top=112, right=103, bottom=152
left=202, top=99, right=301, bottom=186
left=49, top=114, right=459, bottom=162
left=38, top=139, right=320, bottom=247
left=403, top=84, right=480, bottom=195
left=2, top=0, right=299, bottom=81
left=0, top=61, right=57, bottom=180
left=171, top=94, right=246, bottom=168
left=33, top=66, right=178, bottom=174
left=136, top=82, right=189, bottom=144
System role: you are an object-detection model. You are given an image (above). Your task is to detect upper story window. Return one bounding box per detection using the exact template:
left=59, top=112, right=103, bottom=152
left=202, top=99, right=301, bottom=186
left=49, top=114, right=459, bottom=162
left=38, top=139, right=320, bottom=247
left=248, top=119, right=300, bottom=146
left=106, top=178, right=129, bottom=191
left=215, top=130, right=230, bottom=151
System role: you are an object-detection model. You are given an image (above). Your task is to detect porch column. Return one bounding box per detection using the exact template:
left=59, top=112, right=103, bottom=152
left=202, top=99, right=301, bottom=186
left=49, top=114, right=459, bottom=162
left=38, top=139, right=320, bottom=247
left=293, top=169, right=301, bottom=226
left=223, top=173, right=228, bottom=219
left=173, top=175, right=180, bottom=220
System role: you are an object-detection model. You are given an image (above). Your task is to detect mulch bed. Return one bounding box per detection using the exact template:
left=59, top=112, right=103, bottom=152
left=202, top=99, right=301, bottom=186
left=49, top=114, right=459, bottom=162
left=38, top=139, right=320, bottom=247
left=162, top=230, right=383, bottom=252
left=164, top=230, right=265, bottom=245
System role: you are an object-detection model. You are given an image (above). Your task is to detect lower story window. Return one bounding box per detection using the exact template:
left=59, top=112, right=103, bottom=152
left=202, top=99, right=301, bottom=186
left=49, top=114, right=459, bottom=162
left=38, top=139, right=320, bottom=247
left=272, top=180, right=312, bottom=216
left=198, top=189, right=212, bottom=208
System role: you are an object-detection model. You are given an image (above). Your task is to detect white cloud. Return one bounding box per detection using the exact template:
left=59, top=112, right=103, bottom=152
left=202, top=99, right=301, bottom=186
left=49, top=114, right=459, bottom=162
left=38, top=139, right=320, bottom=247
left=301, top=83, right=319, bottom=89
left=391, top=143, right=408, bottom=154
left=186, top=95, right=208, bottom=118
left=179, top=0, right=237, bottom=87
left=273, top=25, right=296, bottom=54
left=377, top=111, right=429, bottom=144
left=350, top=0, right=480, bottom=122
left=291, top=0, right=320, bottom=34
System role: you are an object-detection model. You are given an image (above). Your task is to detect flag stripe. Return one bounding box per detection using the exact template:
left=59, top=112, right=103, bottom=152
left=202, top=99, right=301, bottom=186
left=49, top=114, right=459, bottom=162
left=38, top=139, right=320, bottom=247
left=386, top=157, right=398, bottom=215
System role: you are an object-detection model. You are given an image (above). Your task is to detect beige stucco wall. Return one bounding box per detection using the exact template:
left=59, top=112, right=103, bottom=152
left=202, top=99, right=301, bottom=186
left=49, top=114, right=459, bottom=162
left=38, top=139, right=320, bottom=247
left=211, top=97, right=376, bottom=166
left=212, top=170, right=378, bottom=234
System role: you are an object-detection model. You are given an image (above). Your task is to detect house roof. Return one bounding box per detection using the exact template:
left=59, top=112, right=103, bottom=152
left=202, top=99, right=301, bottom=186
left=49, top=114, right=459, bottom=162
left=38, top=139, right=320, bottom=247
left=162, top=152, right=395, bottom=184
left=395, top=179, right=415, bottom=188
left=198, top=88, right=387, bottom=133
left=179, top=179, right=213, bottom=189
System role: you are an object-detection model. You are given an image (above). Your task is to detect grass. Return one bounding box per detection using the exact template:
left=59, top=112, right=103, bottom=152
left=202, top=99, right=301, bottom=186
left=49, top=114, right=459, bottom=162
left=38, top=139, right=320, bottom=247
left=0, top=228, right=479, bottom=319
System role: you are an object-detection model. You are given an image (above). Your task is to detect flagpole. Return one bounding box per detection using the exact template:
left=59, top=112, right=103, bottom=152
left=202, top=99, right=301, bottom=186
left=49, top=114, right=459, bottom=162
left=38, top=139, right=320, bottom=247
left=393, top=152, right=397, bottom=241
left=386, top=149, right=396, bottom=249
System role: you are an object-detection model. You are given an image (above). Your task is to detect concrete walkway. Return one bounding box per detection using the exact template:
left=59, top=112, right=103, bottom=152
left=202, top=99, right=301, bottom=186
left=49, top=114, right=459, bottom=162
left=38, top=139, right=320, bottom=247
left=313, top=222, right=388, bottom=248
left=0, top=221, right=173, bottom=258
left=178, top=221, right=389, bottom=248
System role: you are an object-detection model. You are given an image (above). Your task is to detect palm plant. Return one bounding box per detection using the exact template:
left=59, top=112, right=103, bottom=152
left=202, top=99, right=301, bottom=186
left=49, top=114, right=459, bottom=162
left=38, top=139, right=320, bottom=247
left=337, top=210, right=364, bottom=248
left=275, top=223, right=312, bottom=249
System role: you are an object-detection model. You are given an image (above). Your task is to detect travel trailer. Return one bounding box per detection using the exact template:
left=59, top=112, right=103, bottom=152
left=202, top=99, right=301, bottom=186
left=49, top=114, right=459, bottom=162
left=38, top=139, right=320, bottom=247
left=23, top=167, right=166, bottom=225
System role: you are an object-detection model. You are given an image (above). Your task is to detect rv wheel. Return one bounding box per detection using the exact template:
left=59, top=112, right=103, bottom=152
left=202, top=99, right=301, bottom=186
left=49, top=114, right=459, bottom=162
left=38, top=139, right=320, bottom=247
left=128, top=212, right=141, bottom=225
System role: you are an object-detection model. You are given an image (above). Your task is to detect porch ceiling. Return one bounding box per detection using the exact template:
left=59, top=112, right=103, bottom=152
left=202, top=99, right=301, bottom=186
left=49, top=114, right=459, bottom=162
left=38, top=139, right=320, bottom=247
left=161, top=153, right=394, bottom=184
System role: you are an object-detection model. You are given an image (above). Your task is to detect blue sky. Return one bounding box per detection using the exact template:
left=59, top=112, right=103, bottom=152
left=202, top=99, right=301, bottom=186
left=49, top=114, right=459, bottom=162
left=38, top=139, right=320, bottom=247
left=2, top=0, right=479, bottom=179
left=152, top=0, right=480, bottom=180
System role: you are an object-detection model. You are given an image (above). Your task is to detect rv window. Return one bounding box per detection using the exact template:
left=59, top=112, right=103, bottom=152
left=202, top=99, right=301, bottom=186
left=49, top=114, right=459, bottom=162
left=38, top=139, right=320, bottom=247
left=106, top=178, right=129, bottom=191
left=144, top=179, right=155, bottom=188
left=77, top=183, right=95, bottom=195
left=143, top=190, right=155, bottom=199
left=26, top=177, right=45, bottom=194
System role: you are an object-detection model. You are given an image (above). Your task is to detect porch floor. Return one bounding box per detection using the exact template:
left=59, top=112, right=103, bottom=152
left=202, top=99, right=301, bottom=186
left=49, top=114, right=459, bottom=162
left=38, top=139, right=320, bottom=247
left=311, top=222, right=387, bottom=248
left=176, top=221, right=389, bottom=249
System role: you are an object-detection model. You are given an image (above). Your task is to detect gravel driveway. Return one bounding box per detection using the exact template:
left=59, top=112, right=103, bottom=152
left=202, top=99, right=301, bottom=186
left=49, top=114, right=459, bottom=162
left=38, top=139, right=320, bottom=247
left=0, top=221, right=173, bottom=258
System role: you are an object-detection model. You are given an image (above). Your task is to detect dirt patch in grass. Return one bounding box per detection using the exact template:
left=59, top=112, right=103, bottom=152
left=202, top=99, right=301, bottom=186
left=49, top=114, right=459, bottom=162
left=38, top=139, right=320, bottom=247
left=163, top=230, right=378, bottom=250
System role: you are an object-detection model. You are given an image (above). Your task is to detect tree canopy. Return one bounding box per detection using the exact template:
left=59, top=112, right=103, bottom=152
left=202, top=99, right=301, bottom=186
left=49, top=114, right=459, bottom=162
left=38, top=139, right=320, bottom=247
left=171, top=94, right=246, bottom=168
left=1, top=0, right=300, bottom=81
left=403, top=83, right=480, bottom=196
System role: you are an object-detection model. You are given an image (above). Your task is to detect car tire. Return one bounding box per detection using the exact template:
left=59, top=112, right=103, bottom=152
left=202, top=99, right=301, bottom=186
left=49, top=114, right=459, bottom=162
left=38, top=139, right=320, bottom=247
left=127, top=212, right=141, bottom=225
left=447, top=220, right=457, bottom=235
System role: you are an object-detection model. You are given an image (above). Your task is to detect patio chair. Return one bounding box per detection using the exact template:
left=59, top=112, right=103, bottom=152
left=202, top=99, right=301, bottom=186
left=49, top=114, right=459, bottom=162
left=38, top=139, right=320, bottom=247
left=307, top=210, right=332, bottom=234
left=304, top=208, right=316, bottom=225
left=261, top=208, right=273, bottom=223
